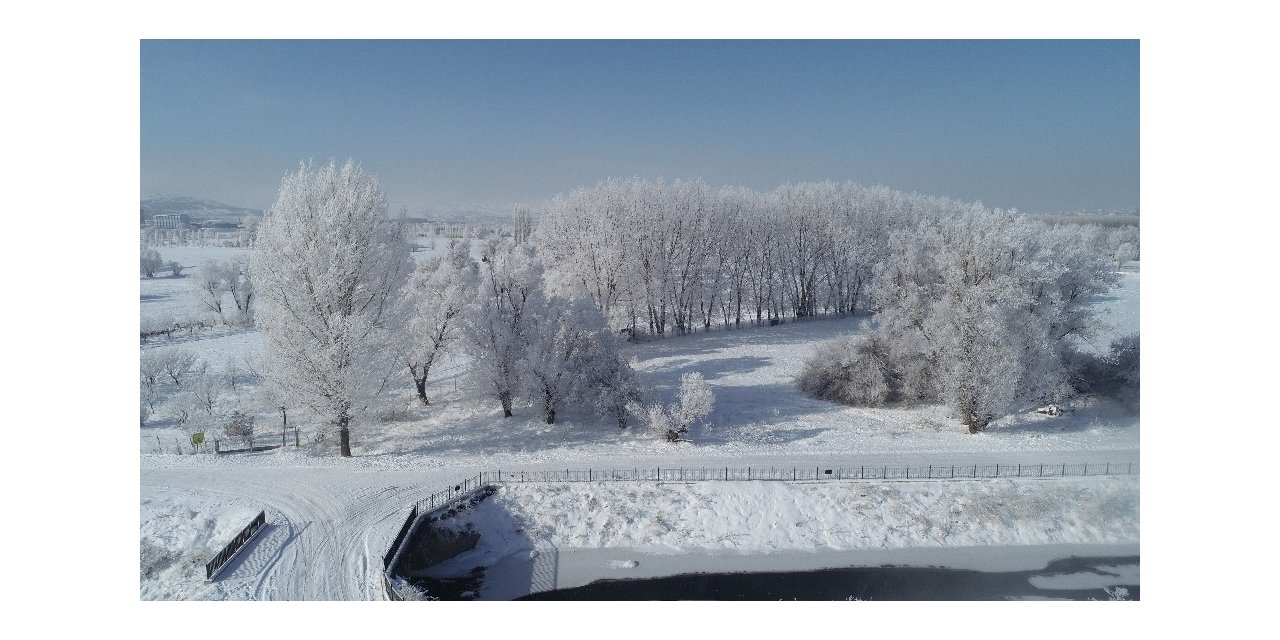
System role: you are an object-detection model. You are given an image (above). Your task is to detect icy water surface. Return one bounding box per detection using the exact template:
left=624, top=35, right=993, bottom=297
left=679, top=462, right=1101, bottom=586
left=518, top=555, right=1139, bottom=601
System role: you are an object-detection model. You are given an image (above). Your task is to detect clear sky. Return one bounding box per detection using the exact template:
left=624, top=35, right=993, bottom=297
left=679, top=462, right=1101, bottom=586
left=141, top=40, right=1138, bottom=215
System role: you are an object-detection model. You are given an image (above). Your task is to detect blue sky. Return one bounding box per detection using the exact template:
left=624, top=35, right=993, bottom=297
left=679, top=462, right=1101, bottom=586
left=141, top=40, right=1138, bottom=214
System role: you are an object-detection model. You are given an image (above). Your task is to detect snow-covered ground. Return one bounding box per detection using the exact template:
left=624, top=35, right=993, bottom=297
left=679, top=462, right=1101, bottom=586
left=139, top=263, right=1139, bottom=600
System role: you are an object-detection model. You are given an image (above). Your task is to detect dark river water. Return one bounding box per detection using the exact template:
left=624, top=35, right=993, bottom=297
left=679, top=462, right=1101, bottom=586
left=518, top=555, right=1139, bottom=601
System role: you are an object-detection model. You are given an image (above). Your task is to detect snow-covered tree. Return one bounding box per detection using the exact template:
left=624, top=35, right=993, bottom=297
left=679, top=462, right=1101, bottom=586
left=167, top=261, right=184, bottom=277
left=461, top=241, right=543, bottom=418
left=196, top=260, right=255, bottom=326
left=194, top=261, right=228, bottom=322
left=140, top=246, right=163, bottom=278
left=250, top=159, right=413, bottom=457
left=512, top=206, right=533, bottom=246
left=403, top=243, right=477, bottom=405
left=224, top=258, right=255, bottom=325
left=154, top=349, right=200, bottom=387
left=841, top=209, right=1118, bottom=432
left=522, top=292, right=634, bottom=424
left=647, top=372, right=715, bottom=442
left=1113, top=241, right=1137, bottom=269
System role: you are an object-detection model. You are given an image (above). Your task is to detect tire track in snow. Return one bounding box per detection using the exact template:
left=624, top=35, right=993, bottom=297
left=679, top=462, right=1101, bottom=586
left=142, top=470, right=432, bottom=600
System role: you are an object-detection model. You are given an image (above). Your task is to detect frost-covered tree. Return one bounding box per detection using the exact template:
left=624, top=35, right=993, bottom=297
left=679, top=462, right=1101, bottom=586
left=1113, top=241, right=1137, bottom=269
left=154, top=349, right=200, bottom=387
left=224, top=258, right=255, bottom=325
left=810, top=208, right=1120, bottom=432
left=194, top=261, right=228, bottom=322
left=167, top=261, right=184, bottom=277
left=512, top=206, right=533, bottom=246
left=404, top=243, right=478, bottom=405
left=647, top=372, right=715, bottom=442
left=250, top=159, right=413, bottom=457
left=196, top=260, right=255, bottom=326
left=461, top=241, right=543, bottom=418
left=523, top=293, right=633, bottom=424
left=140, top=246, right=163, bottom=278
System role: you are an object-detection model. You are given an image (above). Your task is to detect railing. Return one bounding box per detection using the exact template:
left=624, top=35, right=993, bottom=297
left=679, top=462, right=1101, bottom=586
left=205, top=511, right=267, bottom=581
left=413, top=474, right=488, bottom=514
left=475, top=461, right=1138, bottom=484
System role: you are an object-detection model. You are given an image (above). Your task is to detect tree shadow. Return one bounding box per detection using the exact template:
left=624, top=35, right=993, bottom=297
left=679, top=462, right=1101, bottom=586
left=644, top=355, right=774, bottom=382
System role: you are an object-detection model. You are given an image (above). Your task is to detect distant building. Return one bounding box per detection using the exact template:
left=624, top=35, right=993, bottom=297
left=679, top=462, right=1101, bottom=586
left=153, top=214, right=188, bottom=229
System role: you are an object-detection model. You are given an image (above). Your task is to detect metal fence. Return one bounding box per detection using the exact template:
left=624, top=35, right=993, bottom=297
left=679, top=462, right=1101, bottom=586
left=474, top=461, right=1138, bottom=485
left=215, top=429, right=301, bottom=454
left=205, top=511, right=266, bottom=581
left=413, top=474, right=489, bottom=514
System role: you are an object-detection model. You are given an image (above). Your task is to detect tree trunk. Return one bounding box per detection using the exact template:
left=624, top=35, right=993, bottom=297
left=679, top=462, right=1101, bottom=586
left=500, top=391, right=513, bottom=418
left=338, top=417, right=352, bottom=457
left=545, top=408, right=555, bottom=424
left=415, top=377, right=430, bottom=406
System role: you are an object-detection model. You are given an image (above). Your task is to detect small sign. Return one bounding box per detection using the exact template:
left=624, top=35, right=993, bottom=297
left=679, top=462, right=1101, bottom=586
left=192, top=431, right=205, bottom=446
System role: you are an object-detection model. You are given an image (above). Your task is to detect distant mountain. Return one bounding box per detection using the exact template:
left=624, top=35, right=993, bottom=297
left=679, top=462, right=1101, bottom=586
left=140, top=195, right=263, bottom=224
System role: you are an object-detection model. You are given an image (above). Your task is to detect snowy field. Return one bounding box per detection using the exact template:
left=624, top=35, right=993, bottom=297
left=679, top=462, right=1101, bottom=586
left=140, top=262, right=1139, bottom=600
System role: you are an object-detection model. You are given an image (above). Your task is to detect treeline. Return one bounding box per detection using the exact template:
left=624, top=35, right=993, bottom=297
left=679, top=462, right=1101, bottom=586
left=537, top=178, right=1139, bottom=338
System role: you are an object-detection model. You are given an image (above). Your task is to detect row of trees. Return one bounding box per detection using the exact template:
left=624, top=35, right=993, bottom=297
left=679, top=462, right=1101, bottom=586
left=231, top=160, right=1132, bottom=452
left=537, top=178, right=1138, bottom=337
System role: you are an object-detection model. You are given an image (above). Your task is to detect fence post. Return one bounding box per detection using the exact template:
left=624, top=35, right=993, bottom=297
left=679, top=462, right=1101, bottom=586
left=1128, top=462, right=1133, bottom=474
left=748, top=467, right=751, bottom=480
left=793, top=467, right=796, bottom=481
left=1017, top=464, right=1021, bottom=477
left=1106, top=462, right=1110, bottom=475
left=928, top=465, right=932, bottom=479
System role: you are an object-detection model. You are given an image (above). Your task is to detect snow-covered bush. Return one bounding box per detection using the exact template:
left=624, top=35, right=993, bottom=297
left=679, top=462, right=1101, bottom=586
left=167, top=260, right=184, bottom=277
left=224, top=410, right=254, bottom=439
left=647, top=372, right=715, bottom=442
left=795, top=334, right=891, bottom=406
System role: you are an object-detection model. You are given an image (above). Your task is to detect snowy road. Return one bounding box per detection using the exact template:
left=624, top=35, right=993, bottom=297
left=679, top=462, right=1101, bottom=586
left=141, top=447, right=1137, bottom=600
left=141, top=467, right=458, bottom=600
